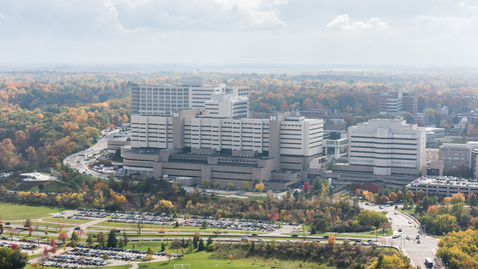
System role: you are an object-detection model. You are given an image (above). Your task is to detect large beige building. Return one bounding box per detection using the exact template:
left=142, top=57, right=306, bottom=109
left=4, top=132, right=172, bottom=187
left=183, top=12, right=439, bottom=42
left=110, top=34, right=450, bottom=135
left=439, top=142, right=478, bottom=171
left=131, top=77, right=250, bottom=116
left=123, top=109, right=323, bottom=190
left=425, top=148, right=439, bottom=163
left=323, top=119, right=426, bottom=186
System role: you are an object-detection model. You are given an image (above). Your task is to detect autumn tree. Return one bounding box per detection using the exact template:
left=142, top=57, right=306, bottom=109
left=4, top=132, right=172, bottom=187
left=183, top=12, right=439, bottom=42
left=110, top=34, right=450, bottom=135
left=427, top=205, right=439, bottom=214
left=255, top=183, right=265, bottom=191
left=405, top=190, right=414, bottom=201
left=302, top=182, right=310, bottom=193
left=328, top=235, right=336, bottom=245
left=450, top=193, right=466, bottom=205
left=58, top=231, right=69, bottom=245
left=154, top=199, right=174, bottom=214
left=415, top=190, right=425, bottom=200
left=242, top=181, right=249, bottom=190
left=355, top=189, right=361, bottom=196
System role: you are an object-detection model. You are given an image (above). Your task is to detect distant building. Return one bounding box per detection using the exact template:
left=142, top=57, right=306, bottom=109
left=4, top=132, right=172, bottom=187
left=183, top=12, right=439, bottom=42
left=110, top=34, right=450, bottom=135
left=425, top=148, right=439, bottom=163
left=403, top=93, right=418, bottom=114
left=374, top=92, right=402, bottom=113
left=323, top=119, right=347, bottom=132
left=204, top=94, right=249, bottom=118
left=131, top=77, right=250, bottom=116
left=374, top=92, right=418, bottom=114
left=441, top=106, right=449, bottom=118
left=438, top=142, right=478, bottom=171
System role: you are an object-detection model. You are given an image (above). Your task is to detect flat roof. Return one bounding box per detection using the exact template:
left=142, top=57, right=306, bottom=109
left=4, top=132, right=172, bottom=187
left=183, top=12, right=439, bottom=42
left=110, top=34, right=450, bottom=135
left=408, top=176, right=478, bottom=187
left=21, top=172, right=58, bottom=182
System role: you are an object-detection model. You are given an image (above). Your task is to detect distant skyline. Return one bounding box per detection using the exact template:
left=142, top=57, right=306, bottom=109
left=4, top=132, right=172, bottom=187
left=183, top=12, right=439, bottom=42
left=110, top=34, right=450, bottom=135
left=1, top=0, right=478, bottom=65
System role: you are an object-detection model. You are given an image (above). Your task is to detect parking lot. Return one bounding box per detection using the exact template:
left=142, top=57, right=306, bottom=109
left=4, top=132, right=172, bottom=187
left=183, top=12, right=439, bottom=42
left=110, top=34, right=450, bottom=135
left=72, top=208, right=281, bottom=232
left=1, top=237, right=64, bottom=249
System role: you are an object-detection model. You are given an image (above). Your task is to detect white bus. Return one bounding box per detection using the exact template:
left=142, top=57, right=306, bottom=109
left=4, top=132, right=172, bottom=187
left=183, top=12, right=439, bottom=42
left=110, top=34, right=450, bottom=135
left=425, top=258, right=433, bottom=268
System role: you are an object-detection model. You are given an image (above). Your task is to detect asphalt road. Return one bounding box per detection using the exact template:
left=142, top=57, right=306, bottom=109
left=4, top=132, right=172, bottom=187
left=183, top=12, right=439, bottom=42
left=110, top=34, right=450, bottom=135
left=361, top=203, right=442, bottom=268
left=63, top=129, right=119, bottom=179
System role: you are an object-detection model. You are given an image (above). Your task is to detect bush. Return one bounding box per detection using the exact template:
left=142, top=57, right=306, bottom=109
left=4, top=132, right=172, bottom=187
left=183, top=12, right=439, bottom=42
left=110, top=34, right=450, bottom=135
left=328, top=256, right=335, bottom=266
left=207, top=243, right=219, bottom=252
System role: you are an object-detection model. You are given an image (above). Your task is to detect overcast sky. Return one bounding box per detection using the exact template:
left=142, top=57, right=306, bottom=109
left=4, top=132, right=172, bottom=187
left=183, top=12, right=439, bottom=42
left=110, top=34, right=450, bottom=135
left=1, top=0, right=477, bottom=65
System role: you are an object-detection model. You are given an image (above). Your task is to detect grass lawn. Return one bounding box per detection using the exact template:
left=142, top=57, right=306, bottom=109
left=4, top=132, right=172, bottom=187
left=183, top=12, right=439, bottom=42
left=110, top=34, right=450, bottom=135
left=400, top=207, right=417, bottom=214
left=0, top=202, right=61, bottom=220
left=136, top=250, right=335, bottom=269
left=26, top=180, right=66, bottom=193
left=7, top=220, right=76, bottom=228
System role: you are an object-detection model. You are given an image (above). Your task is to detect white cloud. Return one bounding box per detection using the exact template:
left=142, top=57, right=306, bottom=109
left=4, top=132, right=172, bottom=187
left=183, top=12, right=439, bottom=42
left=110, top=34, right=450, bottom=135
left=458, top=2, right=477, bottom=8
left=113, top=0, right=287, bottom=31
left=0, top=14, right=4, bottom=19
left=326, top=15, right=387, bottom=30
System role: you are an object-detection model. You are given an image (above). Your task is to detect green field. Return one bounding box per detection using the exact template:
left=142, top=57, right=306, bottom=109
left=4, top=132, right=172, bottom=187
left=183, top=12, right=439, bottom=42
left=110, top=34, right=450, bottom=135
left=0, top=202, right=60, bottom=220
left=118, top=243, right=336, bottom=268
left=136, top=250, right=335, bottom=269
left=26, top=180, right=66, bottom=193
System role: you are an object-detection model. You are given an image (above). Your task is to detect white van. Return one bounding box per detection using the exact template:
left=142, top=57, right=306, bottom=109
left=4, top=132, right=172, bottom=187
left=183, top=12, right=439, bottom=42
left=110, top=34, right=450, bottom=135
left=398, top=227, right=402, bottom=232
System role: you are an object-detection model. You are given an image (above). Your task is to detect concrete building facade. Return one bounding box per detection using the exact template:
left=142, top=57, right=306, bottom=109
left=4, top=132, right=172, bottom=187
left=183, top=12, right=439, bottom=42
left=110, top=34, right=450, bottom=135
left=425, top=148, right=440, bottom=163
left=204, top=94, right=249, bottom=118
left=123, top=110, right=323, bottom=190
left=374, top=92, right=418, bottom=114
left=438, top=142, right=478, bottom=171
left=322, top=119, right=426, bottom=186
left=407, top=176, right=478, bottom=197
left=131, top=77, right=250, bottom=116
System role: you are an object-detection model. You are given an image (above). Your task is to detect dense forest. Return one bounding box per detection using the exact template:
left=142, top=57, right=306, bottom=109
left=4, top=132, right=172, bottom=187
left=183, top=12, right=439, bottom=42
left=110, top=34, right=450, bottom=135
left=1, top=70, right=478, bottom=172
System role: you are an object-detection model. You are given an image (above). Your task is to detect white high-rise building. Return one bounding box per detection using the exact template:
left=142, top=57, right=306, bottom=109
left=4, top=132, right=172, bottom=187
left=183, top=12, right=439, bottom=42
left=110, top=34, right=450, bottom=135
left=131, top=77, right=250, bottom=116
left=348, top=119, right=426, bottom=176
left=204, top=94, right=249, bottom=118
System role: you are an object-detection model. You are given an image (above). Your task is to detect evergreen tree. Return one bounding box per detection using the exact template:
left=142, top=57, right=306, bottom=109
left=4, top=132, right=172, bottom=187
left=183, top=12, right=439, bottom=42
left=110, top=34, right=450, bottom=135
left=71, top=231, right=79, bottom=242
left=107, top=229, right=118, bottom=248
left=97, top=232, right=106, bottom=247
left=175, top=221, right=179, bottom=228
left=422, top=197, right=430, bottom=212
left=310, top=226, right=316, bottom=235
left=198, top=239, right=205, bottom=251
left=123, top=231, right=129, bottom=246
left=251, top=241, right=255, bottom=252
left=470, top=193, right=478, bottom=207
left=86, top=234, right=94, bottom=245
left=193, top=236, right=198, bottom=249
left=161, top=242, right=166, bottom=252
left=181, top=238, right=186, bottom=248
left=207, top=236, right=213, bottom=246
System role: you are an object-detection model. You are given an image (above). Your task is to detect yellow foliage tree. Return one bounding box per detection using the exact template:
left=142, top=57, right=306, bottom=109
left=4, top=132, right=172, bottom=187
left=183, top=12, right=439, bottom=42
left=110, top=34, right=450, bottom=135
left=154, top=199, right=174, bottom=213
left=450, top=193, right=466, bottom=205
left=255, top=183, right=265, bottom=191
